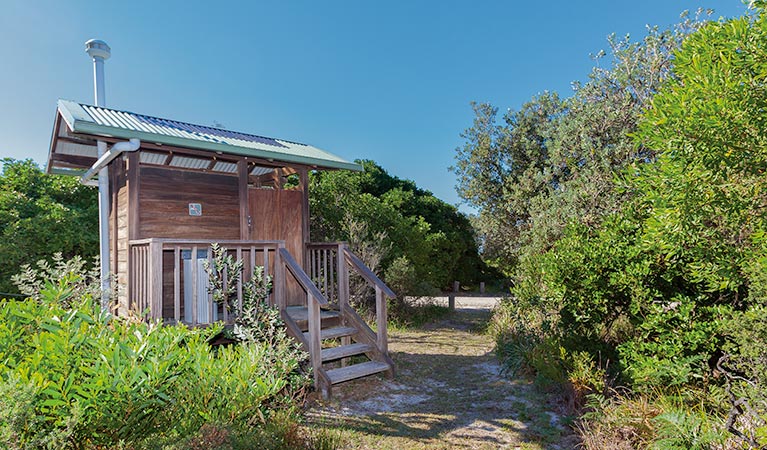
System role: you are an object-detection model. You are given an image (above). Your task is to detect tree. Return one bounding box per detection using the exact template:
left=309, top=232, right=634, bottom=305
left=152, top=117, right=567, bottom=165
left=0, top=159, right=98, bottom=294
left=452, top=11, right=711, bottom=276
left=494, top=6, right=767, bottom=443
left=310, top=159, right=488, bottom=295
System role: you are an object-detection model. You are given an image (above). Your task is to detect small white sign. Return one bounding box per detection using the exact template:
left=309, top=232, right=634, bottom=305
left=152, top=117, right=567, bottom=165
left=188, top=203, right=202, bottom=216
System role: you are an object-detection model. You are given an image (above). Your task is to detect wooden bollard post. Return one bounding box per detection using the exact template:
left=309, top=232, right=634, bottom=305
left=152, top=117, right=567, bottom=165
left=448, top=281, right=459, bottom=310
left=480, top=281, right=485, bottom=295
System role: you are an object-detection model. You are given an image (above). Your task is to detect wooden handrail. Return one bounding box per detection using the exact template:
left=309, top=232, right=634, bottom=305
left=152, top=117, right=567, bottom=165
left=130, top=238, right=282, bottom=248
left=340, top=244, right=394, bottom=355
left=343, top=248, right=396, bottom=299
left=278, top=248, right=328, bottom=306
left=278, top=246, right=329, bottom=391
left=307, top=241, right=346, bottom=247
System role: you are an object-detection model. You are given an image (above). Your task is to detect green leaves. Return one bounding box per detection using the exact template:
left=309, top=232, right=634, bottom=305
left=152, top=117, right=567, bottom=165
left=491, top=11, right=767, bottom=441
left=310, top=159, right=488, bottom=292
left=0, top=159, right=98, bottom=295
left=0, top=257, right=309, bottom=448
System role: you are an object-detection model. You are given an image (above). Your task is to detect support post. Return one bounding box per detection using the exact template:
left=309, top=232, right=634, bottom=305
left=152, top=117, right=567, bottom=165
left=173, top=246, right=180, bottom=323
left=149, top=240, right=163, bottom=321
left=191, top=245, right=198, bottom=325
left=236, top=247, right=243, bottom=314
left=337, top=244, right=349, bottom=313
left=299, top=167, right=310, bottom=270
left=449, top=281, right=459, bottom=311
left=238, top=160, right=249, bottom=240
left=308, top=292, right=322, bottom=390
left=376, top=285, right=388, bottom=355
left=274, top=245, right=285, bottom=310
left=207, top=247, right=214, bottom=322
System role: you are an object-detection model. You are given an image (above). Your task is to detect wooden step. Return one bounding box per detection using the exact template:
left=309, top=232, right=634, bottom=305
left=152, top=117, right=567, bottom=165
left=285, top=306, right=341, bottom=330
left=326, top=361, right=390, bottom=384
left=321, top=343, right=372, bottom=362
left=303, top=326, right=357, bottom=341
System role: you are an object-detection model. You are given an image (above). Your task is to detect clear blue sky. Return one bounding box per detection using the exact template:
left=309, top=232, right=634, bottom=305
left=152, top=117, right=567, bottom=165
left=0, top=1, right=748, bottom=212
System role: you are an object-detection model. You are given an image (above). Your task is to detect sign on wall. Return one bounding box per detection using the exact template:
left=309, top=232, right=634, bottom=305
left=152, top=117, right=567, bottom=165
left=188, top=203, right=202, bottom=216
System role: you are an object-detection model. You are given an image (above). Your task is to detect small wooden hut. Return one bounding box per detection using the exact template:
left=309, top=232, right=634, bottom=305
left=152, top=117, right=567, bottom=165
left=47, top=99, right=394, bottom=396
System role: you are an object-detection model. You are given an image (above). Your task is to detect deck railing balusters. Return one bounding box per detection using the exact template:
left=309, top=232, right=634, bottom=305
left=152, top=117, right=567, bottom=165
left=127, top=240, right=297, bottom=326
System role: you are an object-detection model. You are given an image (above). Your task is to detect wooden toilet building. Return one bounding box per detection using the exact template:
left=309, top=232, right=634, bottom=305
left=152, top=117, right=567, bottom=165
left=47, top=99, right=394, bottom=396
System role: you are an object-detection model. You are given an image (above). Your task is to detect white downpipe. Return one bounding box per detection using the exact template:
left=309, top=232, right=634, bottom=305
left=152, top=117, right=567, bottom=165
left=97, top=141, right=110, bottom=309
left=81, top=139, right=141, bottom=183
left=85, top=39, right=112, bottom=311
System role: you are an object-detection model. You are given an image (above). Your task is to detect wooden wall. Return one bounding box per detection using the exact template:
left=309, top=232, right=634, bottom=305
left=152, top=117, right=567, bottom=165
left=138, top=166, right=241, bottom=240
left=109, top=156, right=313, bottom=319
left=109, top=158, right=130, bottom=315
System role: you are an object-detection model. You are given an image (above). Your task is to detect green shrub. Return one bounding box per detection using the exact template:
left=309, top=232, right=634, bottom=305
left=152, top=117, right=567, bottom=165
left=578, top=392, right=727, bottom=450
left=491, top=297, right=606, bottom=410
left=0, top=257, right=311, bottom=449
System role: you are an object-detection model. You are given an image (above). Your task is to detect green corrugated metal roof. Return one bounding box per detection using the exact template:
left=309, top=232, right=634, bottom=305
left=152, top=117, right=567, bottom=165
left=55, top=99, right=363, bottom=171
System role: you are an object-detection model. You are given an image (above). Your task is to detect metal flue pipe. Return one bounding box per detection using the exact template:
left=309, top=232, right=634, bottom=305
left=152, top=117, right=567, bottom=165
left=85, top=39, right=112, bottom=311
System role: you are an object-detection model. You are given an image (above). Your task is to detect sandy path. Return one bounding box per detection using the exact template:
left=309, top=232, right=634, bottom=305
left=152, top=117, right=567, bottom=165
left=307, top=307, right=577, bottom=449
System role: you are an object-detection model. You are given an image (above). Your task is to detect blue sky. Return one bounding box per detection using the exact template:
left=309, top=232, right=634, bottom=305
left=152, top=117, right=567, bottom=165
left=0, top=1, right=748, bottom=212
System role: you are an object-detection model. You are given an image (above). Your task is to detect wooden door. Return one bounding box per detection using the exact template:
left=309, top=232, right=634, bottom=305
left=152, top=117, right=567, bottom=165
left=249, top=188, right=305, bottom=305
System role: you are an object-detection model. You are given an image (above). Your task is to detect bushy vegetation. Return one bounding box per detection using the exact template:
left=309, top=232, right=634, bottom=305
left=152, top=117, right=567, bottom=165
left=311, top=159, right=491, bottom=297
left=460, top=6, right=767, bottom=448
left=0, top=256, right=316, bottom=449
left=0, top=159, right=98, bottom=295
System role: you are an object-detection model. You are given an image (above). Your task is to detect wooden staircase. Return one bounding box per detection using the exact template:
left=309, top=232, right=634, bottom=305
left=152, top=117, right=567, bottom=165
left=278, top=244, right=395, bottom=398
left=283, top=305, right=393, bottom=397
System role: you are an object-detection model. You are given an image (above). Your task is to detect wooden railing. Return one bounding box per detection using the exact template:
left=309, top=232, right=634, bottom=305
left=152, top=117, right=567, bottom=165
left=128, top=238, right=393, bottom=394
left=278, top=248, right=329, bottom=389
left=128, top=239, right=282, bottom=324
left=306, top=242, right=343, bottom=304
left=307, top=242, right=395, bottom=356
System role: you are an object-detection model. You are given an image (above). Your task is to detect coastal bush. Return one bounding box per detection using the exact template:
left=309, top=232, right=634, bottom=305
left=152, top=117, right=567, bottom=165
left=0, top=257, right=310, bottom=449
left=485, top=5, right=767, bottom=446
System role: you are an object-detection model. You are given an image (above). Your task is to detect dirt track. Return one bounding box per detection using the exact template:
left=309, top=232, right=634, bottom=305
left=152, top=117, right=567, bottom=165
left=308, top=305, right=577, bottom=449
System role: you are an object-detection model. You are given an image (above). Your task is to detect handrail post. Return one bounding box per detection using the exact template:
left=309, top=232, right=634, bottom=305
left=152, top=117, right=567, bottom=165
left=173, top=246, right=180, bottom=323
left=207, top=247, right=214, bottom=323
left=307, top=292, right=321, bottom=390
left=191, top=245, right=198, bottom=326
left=149, top=239, right=163, bottom=321
left=274, top=243, right=285, bottom=310
left=375, top=285, right=388, bottom=355
left=337, top=243, right=349, bottom=313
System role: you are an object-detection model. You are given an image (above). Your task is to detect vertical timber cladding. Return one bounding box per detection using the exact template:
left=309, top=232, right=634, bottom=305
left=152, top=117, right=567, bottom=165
left=109, top=158, right=130, bottom=316
left=249, top=180, right=306, bottom=306
left=138, top=165, right=241, bottom=319
left=138, top=166, right=240, bottom=239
